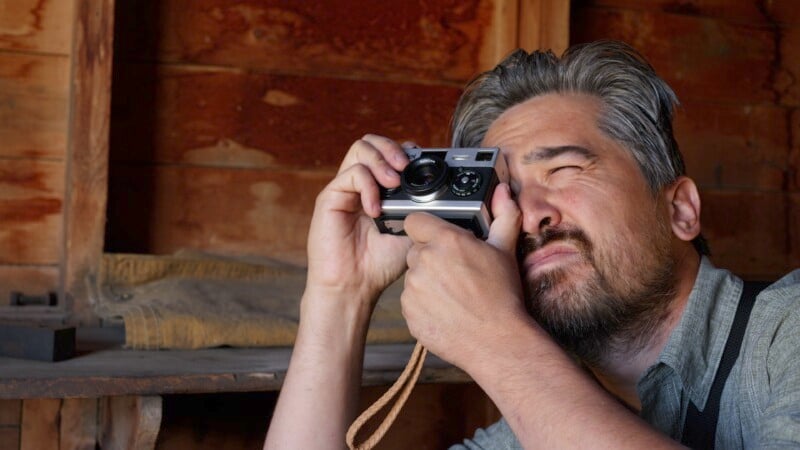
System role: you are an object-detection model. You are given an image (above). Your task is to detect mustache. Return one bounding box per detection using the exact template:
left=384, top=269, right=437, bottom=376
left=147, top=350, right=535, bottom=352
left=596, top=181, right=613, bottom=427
left=516, top=226, right=594, bottom=262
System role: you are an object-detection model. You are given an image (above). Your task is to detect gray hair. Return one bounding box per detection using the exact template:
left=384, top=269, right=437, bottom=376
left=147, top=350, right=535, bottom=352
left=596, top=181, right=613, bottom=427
left=451, top=40, right=708, bottom=254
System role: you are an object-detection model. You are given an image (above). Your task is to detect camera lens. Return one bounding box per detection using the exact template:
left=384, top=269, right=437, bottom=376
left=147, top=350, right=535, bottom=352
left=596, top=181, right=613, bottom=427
left=401, top=155, right=448, bottom=201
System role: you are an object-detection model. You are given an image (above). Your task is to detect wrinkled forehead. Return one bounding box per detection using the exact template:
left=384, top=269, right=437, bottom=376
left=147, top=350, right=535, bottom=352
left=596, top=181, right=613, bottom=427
left=481, top=93, right=605, bottom=155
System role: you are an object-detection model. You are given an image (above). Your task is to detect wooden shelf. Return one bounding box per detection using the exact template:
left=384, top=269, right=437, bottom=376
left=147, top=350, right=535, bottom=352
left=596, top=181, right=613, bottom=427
left=0, top=341, right=469, bottom=399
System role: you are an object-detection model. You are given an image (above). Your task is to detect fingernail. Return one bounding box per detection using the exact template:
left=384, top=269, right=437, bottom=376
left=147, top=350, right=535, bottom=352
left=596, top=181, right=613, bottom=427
left=386, top=168, right=399, bottom=179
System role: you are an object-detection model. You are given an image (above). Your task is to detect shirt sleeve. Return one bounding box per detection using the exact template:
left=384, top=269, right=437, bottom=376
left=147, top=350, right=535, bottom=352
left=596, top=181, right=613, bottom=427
left=447, top=418, right=523, bottom=450
left=758, top=296, right=800, bottom=447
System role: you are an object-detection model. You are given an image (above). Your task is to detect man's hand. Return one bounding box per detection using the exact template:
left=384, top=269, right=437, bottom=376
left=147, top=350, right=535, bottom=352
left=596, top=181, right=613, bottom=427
left=306, top=134, right=413, bottom=307
left=401, top=182, right=528, bottom=369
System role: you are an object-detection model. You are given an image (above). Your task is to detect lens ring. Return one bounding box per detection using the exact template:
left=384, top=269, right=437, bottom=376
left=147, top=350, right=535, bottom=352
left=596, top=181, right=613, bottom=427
left=401, top=156, right=448, bottom=197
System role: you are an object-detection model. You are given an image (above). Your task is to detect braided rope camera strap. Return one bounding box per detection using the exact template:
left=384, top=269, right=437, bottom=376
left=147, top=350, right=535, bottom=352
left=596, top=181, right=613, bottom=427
left=346, top=342, right=428, bottom=450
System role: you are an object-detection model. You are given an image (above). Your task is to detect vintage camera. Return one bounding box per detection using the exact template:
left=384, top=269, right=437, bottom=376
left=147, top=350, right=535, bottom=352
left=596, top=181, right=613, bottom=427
left=375, top=147, right=508, bottom=239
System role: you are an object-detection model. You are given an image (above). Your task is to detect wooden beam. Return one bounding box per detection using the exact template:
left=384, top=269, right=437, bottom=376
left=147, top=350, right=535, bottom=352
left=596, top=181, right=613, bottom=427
left=60, top=398, right=98, bottom=450
left=99, top=396, right=162, bottom=450
left=62, top=0, right=115, bottom=324
left=20, top=399, right=61, bottom=450
left=518, top=0, right=570, bottom=54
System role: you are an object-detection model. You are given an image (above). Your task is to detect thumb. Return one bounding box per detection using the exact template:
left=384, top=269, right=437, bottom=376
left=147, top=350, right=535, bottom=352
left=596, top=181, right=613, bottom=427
left=485, top=183, right=521, bottom=253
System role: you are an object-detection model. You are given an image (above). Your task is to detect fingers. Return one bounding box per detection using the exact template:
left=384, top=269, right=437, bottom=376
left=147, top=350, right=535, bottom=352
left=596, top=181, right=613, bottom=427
left=485, top=183, right=522, bottom=253
left=319, top=164, right=383, bottom=217
left=338, top=135, right=410, bottom=188
left=404, top=212, right=462, bottom=245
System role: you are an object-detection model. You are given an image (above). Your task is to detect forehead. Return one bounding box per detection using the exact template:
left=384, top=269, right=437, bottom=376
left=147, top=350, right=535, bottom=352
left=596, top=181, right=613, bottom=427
left=481, top=93, right=605, bottom=151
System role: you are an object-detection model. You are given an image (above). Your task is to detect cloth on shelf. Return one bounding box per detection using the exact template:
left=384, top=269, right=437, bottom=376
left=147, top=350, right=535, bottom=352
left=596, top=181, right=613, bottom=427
left=90, top=251, right=411, bottom=350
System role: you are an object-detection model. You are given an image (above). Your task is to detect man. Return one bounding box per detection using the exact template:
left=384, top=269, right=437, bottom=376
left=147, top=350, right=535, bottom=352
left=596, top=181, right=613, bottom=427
left=264, top=41, right=800, bottom=449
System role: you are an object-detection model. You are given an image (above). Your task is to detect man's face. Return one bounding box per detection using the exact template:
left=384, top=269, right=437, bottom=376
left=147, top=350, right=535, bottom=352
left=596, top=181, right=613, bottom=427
left=481, top=93, right=677, bottom=363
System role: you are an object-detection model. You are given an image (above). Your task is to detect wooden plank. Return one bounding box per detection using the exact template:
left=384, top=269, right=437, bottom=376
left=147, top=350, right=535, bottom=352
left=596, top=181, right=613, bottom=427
left=113, top=0, right=514, bottom=84
left=777, top=27, right=800, bottom=106
left=574, top=0, right=800, bottom=24
left=62, top=0, right=115, bottom=323
left=0, top=159, right=64, bottom=265
left=60, top=398, right=97, bottom=450
left=0, top=428, right=20, bottom=450
left=99, top=396, right=161, bottom=450
left=518, top=0, right=570, bottom=54
left=676, top=101, right=790, bottom=190
left=0, top=0, right=75, bottom=54
left=0, top=344, right=469, bottom=399
left=106, top=165, right=332, bottom=265
left=109, top=63, right=463, bottom=170
left=0, top=265, right=58, bottom=307
left=570, top=6, right=777, bottom=103
left=700, top=190, right=791, bottom=280
left=0, top=399, right=21, bottom=425
left=0, top=52, right=70, bottom=159
left=20, top=398, right=60, bottom=450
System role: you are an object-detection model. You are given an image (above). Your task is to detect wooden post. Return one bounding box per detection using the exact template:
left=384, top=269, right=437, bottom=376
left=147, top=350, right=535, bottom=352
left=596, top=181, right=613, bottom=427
left=99, top=396, right=163, bottom=450
left=61, top=398, right=98, bottom=450
left=20, top=399, right=61, bottom=450
left=62, top=0, right=115, bottom=324
left=519, top=0, right=570, bottom=54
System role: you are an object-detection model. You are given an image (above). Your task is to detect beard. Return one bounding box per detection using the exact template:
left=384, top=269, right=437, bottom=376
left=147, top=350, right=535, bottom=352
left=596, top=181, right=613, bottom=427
left=517, top=219, right=676, bottom=366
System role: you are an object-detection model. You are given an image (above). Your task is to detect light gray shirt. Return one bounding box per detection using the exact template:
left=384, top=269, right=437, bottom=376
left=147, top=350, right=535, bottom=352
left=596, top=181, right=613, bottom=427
left=450, top=258, right=800, bottom=449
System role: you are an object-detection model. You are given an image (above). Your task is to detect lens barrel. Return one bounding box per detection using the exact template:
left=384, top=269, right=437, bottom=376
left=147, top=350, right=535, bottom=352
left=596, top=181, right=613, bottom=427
left=401, top=155, right=449, bottom=201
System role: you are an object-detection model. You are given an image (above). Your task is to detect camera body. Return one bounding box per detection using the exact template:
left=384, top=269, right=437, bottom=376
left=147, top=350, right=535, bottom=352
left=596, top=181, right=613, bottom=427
left=375, top=147, right=508, bottom=239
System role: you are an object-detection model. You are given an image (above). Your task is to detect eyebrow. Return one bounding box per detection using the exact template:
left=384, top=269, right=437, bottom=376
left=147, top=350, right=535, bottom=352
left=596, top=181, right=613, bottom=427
left=521, top=145, right=598, bottom=164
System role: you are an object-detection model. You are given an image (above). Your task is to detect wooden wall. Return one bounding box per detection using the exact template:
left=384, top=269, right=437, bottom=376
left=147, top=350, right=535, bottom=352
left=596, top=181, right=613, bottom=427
left=0, top=0, right=73, bottom=306
left=105, top=0, right=568, bottom=266
left=571, top=0, right=800, bottom=280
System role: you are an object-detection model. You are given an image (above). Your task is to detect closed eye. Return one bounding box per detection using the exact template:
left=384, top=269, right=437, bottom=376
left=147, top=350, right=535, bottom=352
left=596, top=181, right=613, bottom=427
left=549, top=165, right=582, bottom=175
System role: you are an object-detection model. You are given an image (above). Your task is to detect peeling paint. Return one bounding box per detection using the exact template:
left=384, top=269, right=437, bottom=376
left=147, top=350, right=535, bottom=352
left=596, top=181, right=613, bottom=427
left=184, top=138, right=276, bottom=168
left=262, top=89, right=300, bottom=106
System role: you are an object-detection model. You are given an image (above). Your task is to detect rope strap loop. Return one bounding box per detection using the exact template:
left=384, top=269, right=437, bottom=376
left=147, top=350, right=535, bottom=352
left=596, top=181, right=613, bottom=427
left=346, top=342, right=428, bottom=450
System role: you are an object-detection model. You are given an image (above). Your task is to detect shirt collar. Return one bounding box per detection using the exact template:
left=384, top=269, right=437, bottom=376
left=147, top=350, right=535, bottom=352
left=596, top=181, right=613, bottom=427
left=640, top=256, right=743, bottom=410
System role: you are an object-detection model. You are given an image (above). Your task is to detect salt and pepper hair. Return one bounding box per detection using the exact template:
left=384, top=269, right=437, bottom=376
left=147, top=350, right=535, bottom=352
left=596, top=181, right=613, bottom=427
left=451, top=40, right=708, bottom=255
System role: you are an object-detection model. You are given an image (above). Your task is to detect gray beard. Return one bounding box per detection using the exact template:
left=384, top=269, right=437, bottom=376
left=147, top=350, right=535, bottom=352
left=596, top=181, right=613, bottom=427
left=518, top=228, right=676, bottom=366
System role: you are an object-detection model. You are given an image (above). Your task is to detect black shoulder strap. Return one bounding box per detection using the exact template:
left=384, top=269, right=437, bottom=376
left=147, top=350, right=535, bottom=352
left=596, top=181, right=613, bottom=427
left=680, top=281, right=769, bottom=449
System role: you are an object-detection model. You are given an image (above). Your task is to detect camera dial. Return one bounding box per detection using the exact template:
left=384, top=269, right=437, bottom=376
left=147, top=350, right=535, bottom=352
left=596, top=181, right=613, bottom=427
left=450, top=169, right=482, bottom=197
left=401, top=155, right=449, bottom=202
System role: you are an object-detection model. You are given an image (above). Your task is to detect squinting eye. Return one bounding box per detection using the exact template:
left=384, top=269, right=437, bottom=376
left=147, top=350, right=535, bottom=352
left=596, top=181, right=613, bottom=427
left=550, top=165, right=581, bottom=174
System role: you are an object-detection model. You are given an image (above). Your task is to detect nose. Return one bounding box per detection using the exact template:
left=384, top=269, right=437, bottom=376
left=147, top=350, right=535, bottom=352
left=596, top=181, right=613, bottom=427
left=516, top=186, right=562, bottom=236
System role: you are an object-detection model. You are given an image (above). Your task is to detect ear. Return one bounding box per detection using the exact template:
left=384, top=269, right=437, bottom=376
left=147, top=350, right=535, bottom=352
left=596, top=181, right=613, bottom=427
left=664, top=176, right=701, bottom=242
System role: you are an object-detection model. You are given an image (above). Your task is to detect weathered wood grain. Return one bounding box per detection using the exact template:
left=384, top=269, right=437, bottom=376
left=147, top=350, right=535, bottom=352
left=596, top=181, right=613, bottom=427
left=0, top=428, right=19, bottom=450
left=106, top=165, right=332, bottom=264
left=62, top=0, right=115, bottom=323
left=99, top=396, right=162, bottom=450
left=519, top=0, right=571, bottom=54
left=0, top=0, right=75, bottom=54
left=109, top=63, right=462, bottom=170
left=113, top=0, right=515, bottom=84
left=0, top=399, right=20, bottom=425
left=570, top=6, right=779, bottom=103
left=676, top=101, right=790, bottom=190
left=60, top=398, right=97, bottom=450
left=0, top=159, right=64, bottom=265
left=0, top=344, right=469, bottom=399
left=700, top=190, right=792, bottom=279
left=20, top=398, right=60, bottom=450
left=0, top=52, right=70, bottom=159
left=574, top=0, right=799, bottom=24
